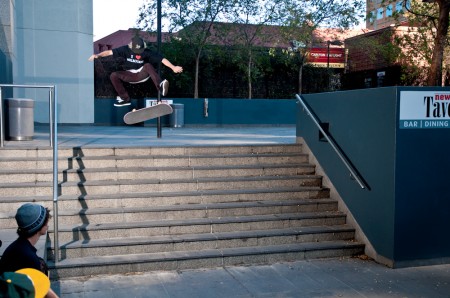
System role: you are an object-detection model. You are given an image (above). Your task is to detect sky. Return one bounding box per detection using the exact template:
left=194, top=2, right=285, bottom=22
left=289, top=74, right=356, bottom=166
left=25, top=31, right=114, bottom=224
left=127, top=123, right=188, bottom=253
left=92, top=0, right=365, bottom=41
left=93, top=0, right=144, bottom=41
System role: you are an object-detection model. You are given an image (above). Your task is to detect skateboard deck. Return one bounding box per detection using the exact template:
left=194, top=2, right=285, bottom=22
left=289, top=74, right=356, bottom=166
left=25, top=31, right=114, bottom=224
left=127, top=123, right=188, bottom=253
left=123, top=103, right=173, bottom=125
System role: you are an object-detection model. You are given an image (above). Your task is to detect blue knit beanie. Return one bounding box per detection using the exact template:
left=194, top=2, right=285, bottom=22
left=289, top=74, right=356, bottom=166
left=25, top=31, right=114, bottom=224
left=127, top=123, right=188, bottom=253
left=15, top=203, right=47, bottom=235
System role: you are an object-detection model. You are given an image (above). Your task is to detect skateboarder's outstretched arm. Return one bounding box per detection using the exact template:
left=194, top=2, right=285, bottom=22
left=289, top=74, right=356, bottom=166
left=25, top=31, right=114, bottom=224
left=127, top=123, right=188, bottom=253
left=88, top=50, right=113, bottom=61
left=162, top=58, right=183, bottom=74
left=89, top=48, right=181, bottom=73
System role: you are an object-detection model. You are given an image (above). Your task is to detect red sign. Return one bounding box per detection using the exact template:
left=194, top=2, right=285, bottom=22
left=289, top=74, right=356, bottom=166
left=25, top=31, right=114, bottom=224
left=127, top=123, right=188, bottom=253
left=307, top=47, right=345, bottom=68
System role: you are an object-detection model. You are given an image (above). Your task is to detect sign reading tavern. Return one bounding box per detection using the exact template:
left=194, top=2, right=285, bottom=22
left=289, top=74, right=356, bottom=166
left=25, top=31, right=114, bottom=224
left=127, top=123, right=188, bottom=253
left=400, top=91, right=450, bottom=129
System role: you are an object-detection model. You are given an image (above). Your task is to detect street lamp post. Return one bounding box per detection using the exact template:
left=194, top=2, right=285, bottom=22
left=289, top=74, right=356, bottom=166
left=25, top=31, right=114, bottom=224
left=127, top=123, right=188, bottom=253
left=157, top=0, right=162, bottom=138
left=327, top=40, right=331, bottom=70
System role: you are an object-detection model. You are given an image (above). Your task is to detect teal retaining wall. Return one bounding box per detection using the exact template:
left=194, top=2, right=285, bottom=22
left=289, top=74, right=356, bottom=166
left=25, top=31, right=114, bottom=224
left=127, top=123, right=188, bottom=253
left=297, top=87, right=450, bottom=267
left=95, top=98, right=296, bottom=126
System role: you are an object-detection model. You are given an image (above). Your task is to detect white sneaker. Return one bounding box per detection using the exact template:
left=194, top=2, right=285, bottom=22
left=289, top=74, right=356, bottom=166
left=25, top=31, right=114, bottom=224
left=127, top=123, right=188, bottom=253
left=114, top=97, right=131, bottom=107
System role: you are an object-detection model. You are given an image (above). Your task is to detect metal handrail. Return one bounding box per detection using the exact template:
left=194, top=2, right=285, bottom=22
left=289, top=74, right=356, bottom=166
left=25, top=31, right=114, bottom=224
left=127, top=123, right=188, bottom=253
left=295, top=94, right=367, bottom=189
left=0, top=84, right=59, bottom=262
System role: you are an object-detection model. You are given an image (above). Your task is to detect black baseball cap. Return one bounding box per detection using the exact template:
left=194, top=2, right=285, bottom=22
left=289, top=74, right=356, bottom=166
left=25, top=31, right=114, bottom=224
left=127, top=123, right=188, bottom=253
left=130, top=37, right=145, bottom=54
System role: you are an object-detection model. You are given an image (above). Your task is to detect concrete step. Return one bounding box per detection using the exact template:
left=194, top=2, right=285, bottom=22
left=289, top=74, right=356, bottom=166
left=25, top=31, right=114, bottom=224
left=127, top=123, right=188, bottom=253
left=60, top=153, right=309, bottom=170
left=0, top=163, right=315, bottom=183
left=0, top=153, right=309, bottom=171
left=0, top=187, right=331, bottom=212
left=0, top=181, right=53, bottom=197
left=60, top=163, right=315, bottom=182
left=0, top=169, right=55, bottom=183
left=57, top=175, right=323, bottom=196
left=48, top=211, right=347, bottom=242
left=0, top=144, right=304, bottom=158
left=0, top=174, right=322, bottom=197
left=56, top=199, right=338, bottom=226
left=48, top=240, right=365, bottom=279
left=1, top=199, right=338, bottom=229
left=49, top=225, right=356, bottom=259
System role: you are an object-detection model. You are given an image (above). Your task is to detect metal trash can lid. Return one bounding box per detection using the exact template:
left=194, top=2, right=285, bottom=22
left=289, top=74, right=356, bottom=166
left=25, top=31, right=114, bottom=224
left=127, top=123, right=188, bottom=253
left=5, top=98, right=35, bottom=108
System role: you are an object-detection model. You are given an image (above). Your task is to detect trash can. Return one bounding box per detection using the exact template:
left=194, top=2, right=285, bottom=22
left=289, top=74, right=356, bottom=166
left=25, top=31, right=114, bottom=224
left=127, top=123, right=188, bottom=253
left=170, top=104, right=184, bottom=128
left=4, top=98, right=34, bottom=141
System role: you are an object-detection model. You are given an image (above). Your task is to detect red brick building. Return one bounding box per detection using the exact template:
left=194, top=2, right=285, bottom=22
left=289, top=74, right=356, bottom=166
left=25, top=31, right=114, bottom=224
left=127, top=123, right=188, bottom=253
left=93, top=29, right=172, bottom=54
left=94, top=25, right=363, bottom=70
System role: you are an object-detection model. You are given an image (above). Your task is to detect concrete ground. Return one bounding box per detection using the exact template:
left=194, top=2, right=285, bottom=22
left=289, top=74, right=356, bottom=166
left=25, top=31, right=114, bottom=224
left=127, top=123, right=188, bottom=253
left=52, top=257, right=450, bottom=298
left=2, top=125, right=297, bottom=148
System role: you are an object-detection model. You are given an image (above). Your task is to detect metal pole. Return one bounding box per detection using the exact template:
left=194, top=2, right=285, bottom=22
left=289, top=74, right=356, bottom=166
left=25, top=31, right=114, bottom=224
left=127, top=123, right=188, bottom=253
left=0, top=87, right=4, bottom=147
left=49, top=88, right=54, bottom=147
left=52, top=85, right=59, bottom=262
left=327, top=41, right=330, bottom=90
left=156, top=0, right=162, bottom=138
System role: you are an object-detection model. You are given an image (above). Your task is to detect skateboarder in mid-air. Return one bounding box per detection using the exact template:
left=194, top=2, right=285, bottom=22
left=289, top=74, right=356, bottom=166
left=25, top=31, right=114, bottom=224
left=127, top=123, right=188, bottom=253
left=88, top=36, right=183, bottom=107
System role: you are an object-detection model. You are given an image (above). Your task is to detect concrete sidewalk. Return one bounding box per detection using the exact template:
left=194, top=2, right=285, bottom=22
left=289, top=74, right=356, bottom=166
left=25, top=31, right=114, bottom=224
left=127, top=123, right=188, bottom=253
left=52, top=257, right=450, bottom=298
left=2, top=125, right=297, bottom=148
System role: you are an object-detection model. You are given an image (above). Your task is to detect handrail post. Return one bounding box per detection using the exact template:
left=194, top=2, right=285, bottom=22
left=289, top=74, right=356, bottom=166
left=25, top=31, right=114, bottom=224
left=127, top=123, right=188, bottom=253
left=0, top=87, right=4, bottom=147
left=52, top=85, right=59, bottom=262
left=49, top=88, right=54, bottom=147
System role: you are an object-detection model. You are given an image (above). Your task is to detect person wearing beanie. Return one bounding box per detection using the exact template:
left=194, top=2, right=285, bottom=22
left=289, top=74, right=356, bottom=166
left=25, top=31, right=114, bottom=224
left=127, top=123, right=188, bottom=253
left=0, top=203, right=59, bottom=298
left=88, top=36, right=183, bottom=107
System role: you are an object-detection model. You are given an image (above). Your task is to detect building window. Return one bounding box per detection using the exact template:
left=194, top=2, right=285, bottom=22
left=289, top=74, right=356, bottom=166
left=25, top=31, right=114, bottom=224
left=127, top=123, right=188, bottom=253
left=386, top=4, right=393, bottom=17
left=396, top=1, right=403, bottom=12
left=369, top=10, right=376, bottom=23
left=377, top=7, right=384, bottom=19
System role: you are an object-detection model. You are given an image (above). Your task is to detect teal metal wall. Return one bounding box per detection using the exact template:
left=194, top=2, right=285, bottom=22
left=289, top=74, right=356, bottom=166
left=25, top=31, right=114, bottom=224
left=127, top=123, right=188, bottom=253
left=95, top=98, right=297, bottom=126
left=297, top=87, right=450, bottom=267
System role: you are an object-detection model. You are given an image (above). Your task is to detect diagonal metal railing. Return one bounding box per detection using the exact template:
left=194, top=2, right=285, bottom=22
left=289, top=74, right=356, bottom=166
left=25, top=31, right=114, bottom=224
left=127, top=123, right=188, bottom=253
left=296, top=94, right=367, bottom=189
left=0, top=84, right=60, bottom=262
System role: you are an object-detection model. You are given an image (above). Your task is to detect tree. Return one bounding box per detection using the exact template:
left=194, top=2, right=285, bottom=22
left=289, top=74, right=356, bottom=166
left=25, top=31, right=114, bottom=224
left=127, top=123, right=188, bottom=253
left=273, top=0, right=365, bottom=93
left=386, top=0, right=450, bottom=86
left=215, top=0, right=283, bottom=99
left=277, top=25, right=315, bottom=94
left=138, top=0, right=236, bottom=98
left=136, top=0, right=365, bottom=97
left=274, top=0, right=364, bottom=29
left=419, top=0, right=450, bottom=86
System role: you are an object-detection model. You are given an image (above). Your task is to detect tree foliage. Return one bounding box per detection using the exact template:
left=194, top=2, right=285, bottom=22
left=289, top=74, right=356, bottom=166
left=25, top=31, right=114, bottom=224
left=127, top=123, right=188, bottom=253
left=136, top=0, right=365, bottom=98
left=273, top=0, right=364, bottom=93
left=222, top=0, right=282, bottom=99
left=138, top=0, right=235, bottom=98
left=384, top=0, right=450, bottom=86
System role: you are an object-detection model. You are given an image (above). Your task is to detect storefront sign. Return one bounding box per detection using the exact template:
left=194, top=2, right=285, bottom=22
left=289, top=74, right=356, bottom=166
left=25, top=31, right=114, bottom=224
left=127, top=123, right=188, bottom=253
left=307, top=48, right=345, bottom=68
left=400, top=91, right=450, bottom=129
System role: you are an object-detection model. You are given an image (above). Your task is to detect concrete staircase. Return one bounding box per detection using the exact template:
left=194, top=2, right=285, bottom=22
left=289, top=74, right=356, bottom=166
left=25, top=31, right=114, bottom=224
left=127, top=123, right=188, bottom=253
left=0, top=144, right=364, bottom=279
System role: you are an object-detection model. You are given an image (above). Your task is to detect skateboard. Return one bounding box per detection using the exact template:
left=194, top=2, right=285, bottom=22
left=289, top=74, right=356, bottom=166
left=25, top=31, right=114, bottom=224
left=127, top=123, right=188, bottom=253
left=123, top=103, right=173, bottom=125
